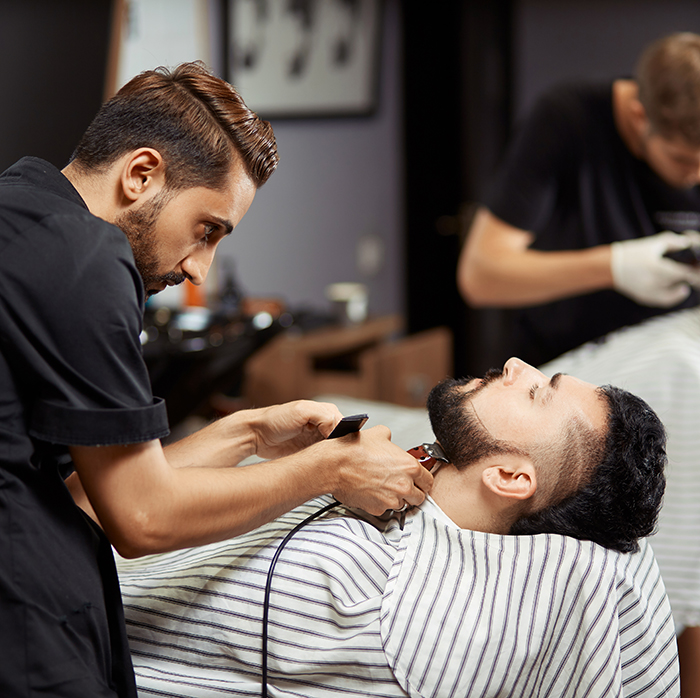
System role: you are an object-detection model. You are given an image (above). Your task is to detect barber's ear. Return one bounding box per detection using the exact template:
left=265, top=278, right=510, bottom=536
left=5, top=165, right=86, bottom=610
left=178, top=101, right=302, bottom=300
left=120, top=148, right=166, bottom=204
left=481, top=458, right=537, bottom=501
left=629, top=97, right=651, bottom=135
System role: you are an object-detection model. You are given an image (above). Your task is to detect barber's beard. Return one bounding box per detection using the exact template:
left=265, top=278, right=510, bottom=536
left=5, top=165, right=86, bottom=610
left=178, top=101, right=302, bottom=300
left=115, top=193, right=186, bottom=299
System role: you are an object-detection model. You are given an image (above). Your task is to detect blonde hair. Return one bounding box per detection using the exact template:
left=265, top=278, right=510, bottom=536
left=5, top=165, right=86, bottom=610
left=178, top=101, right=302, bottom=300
left=636, top=32, right=700, bottom=146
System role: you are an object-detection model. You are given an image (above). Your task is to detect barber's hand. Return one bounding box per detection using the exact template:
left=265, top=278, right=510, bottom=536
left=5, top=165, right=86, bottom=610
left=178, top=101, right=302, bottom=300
left=323, top=425, right=433, bottom=516
left=251, top=400, right=344, bottom=460
left=610, top=231, right=700, bottom=307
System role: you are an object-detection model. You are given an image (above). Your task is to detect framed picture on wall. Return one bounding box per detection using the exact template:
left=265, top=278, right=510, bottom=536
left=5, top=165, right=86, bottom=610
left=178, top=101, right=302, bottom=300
left=227, top=0, right=383, bottom=118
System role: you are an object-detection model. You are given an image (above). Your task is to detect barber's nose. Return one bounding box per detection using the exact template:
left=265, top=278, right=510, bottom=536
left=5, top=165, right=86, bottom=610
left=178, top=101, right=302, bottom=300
left=182, top=249, right=215, bottom=286
left=502, top=357, right=544, bottom=385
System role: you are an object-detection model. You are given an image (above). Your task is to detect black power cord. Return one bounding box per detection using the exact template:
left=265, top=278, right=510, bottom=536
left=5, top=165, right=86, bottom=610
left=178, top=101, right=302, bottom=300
left=260, top=414, right=367, bottom=696
left=260, top=499, right=342, bottom=698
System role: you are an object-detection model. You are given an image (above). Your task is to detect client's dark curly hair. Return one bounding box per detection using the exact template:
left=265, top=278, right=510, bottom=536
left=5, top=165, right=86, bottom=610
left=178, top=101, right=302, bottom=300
left=510, top=386, right=667, bottom=553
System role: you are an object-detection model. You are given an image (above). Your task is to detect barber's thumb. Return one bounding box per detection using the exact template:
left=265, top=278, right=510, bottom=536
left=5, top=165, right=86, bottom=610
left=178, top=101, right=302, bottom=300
left=678, top=263, right=700, bottom=289
left=655, top=282, right=692, bottom=307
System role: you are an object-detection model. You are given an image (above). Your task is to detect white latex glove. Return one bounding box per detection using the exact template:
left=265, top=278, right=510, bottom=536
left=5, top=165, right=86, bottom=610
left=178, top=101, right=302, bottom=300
left=610, top=231, right=700, bottom=307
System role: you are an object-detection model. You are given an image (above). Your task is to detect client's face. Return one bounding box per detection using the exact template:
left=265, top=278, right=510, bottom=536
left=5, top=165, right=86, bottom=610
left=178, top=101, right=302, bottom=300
left=461, top=358, right=606, bottom=453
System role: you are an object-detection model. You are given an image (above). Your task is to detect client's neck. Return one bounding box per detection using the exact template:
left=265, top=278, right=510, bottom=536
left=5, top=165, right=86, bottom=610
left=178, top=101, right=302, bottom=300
left=430, top=464, right=516, bottom=534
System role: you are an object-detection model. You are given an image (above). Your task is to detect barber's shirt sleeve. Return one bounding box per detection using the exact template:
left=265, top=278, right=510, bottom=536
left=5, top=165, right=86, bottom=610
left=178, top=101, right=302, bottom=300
left=485, top=86, right=581, bottom=234
left=1, top=212, right=169, bottom=446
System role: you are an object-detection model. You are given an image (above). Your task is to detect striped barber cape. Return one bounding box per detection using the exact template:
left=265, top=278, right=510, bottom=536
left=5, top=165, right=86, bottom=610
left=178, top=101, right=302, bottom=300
left=117, top=495, right=679, bottom=697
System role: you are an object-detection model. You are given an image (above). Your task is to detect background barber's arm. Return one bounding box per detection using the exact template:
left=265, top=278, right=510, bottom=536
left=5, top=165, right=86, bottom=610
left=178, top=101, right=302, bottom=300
left=457, top=206, right=613, bottom=307
left=459, top=206, right=700, bottom=309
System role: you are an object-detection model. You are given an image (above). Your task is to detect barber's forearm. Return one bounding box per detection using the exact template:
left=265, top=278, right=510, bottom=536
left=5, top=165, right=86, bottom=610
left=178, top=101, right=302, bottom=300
left=143, top=453, right=332, bottom=553
left=71, top=417, right=430, bottom=558
left=72, top=440, right=336, bottom=558
left=163, top=409, right=258, bottom=469
left=460, top=245, right=614, bottom=307
left=162, top=400, right=344, bottom=468
left=458, top=207, right=614, bottom=307
left=64, top=471, right=102, bottom=527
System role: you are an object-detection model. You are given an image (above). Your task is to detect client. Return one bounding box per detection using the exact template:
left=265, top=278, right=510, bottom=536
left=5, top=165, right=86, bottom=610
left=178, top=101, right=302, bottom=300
left=117, top=358, right=678, bottom=697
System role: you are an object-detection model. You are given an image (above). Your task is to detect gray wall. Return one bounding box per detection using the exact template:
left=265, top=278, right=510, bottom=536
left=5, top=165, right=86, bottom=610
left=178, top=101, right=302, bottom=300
left=514, top=0, right=700, bottom=120
left=214, top=0, right=405, bottom=320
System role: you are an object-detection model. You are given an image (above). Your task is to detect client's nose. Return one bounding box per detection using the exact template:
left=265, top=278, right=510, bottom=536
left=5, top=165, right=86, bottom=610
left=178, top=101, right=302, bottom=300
left=503, top=357, right=543, bottom=386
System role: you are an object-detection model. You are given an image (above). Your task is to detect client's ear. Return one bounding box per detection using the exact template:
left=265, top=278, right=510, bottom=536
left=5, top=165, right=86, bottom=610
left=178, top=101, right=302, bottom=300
left=481, top=456, right=537, bottom=501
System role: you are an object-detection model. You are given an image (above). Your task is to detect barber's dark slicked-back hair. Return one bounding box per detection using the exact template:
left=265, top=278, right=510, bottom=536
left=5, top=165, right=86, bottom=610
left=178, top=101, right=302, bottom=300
left=636, top=32, right=700, bottom=146
left=70, top=61, right=279, bottom=190
left=510, top=386, right=667, bottom=553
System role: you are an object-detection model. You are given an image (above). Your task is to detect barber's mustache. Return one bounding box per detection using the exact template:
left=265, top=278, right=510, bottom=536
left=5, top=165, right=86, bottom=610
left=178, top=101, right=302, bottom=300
left=160, top=271, right=187, bottom=286
left=144, top=271, right=188, bottom=300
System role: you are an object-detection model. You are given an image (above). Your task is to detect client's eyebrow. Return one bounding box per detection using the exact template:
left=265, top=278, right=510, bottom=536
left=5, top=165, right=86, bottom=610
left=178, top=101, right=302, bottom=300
left=541, top=372, right=564, bottom=405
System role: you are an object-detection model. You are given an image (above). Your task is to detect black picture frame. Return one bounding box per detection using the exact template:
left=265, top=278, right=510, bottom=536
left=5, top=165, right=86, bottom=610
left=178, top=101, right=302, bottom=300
left=226, top=0, right=383, bottom=119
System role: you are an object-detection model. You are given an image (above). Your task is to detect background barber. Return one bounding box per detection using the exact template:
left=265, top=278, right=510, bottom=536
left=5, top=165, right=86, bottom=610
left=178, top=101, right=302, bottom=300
left=458, top=32, right=700, bottom=367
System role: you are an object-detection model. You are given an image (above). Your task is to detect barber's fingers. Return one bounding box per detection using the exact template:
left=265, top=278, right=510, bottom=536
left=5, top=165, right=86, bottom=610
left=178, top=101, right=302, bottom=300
left=660, top=230, right=700, bottom=290
left=676, top=230, right=700, bottom=288
left=405, top=464, right=433, bottom=505
left=681, top=266, right=700, bottom=288
left=652, top=282, right=693, bottom=307
left=680, top=229, right=700, bottom=245
left=329, top=425, right=433, bottom=516
left=252, top=400, right=345, bottom=459
left=611, top=232, right=698, bottom=307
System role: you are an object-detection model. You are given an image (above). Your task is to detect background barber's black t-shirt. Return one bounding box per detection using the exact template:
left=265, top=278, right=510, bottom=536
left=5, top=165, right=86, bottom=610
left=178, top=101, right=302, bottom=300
left=485, top=82, right=700, bottom=366
left=0, top=157, right=169, bottom=697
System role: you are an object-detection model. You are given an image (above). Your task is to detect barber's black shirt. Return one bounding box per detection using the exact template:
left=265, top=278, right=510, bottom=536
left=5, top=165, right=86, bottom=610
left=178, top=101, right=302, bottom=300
left=485, top=82, right=700, bottom=366
left=0, top=157, right=169, bottom=697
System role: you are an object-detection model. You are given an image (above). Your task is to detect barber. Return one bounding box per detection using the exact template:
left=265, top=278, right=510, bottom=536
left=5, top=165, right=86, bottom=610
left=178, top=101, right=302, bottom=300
left=458, top=32, right=700, bottom=367
left=0, top=62, right=432, bottom=697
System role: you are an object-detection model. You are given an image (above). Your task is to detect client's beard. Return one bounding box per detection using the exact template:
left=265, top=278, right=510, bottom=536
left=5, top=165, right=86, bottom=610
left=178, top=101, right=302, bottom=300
left=427, top=373, right=521, bottom=467
left=115, top=192, right=186, bottom=299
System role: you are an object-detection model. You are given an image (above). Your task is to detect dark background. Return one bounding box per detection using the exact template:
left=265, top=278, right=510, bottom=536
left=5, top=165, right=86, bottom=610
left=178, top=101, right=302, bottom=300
left=0, top=0, right=113, bottom=171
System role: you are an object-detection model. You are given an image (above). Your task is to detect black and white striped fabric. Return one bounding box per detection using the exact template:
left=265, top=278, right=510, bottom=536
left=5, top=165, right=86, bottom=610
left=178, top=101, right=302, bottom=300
left=542, top=305, right=700, bottom=633
left=117, top=495, right=679, bottom=697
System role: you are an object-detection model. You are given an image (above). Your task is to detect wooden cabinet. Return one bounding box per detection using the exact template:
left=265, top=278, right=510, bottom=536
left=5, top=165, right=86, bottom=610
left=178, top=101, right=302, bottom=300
left=243, top=316, right=452, bottom=408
